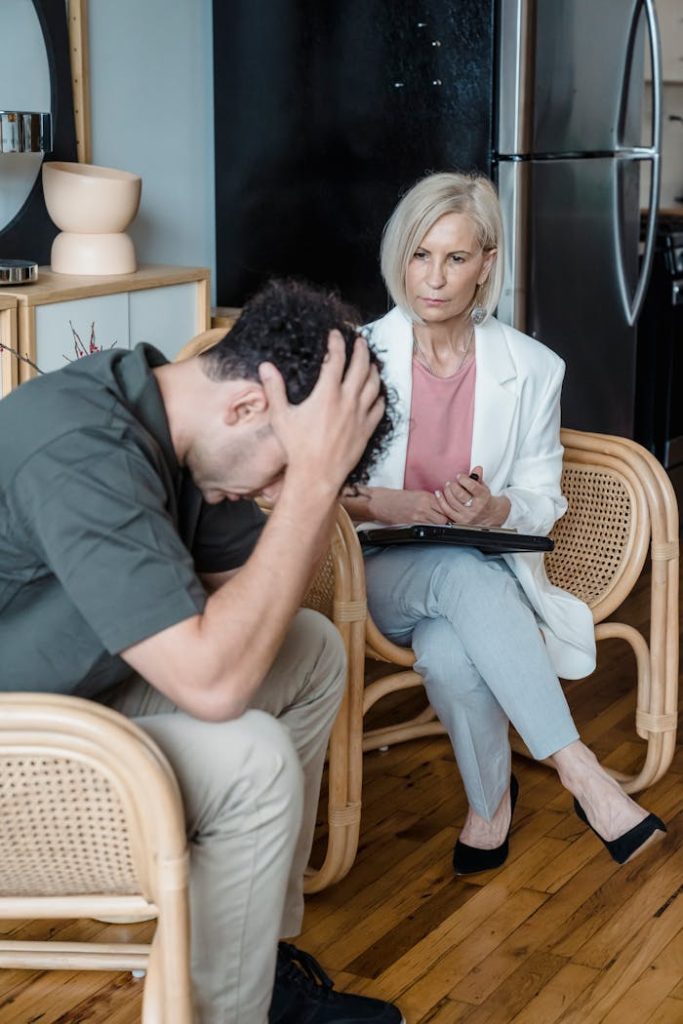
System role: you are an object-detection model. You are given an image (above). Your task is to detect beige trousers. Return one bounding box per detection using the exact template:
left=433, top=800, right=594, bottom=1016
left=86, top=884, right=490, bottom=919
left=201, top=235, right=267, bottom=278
left=104, top=609, right=346, bottom=1024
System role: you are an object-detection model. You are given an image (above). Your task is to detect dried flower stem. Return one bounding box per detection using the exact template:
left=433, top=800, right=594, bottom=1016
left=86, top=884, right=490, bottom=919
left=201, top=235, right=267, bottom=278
left=69, top=320, right=90, bottom=360
left=66, top=320, right=115, bottom=361
left=1, top=322, right=116, bottom=382
left=0, top=342, right=44, bottom=375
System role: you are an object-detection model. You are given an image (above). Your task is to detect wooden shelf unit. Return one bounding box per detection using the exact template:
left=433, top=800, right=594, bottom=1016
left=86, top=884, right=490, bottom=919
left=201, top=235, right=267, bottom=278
left=2, top=264, right=211, bottom=389
left=0, top=294, right=19, bottom=398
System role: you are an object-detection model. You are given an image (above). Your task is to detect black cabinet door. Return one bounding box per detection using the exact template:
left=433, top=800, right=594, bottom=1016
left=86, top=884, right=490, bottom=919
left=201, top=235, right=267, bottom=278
left=213, top=0, right=494, bottom=319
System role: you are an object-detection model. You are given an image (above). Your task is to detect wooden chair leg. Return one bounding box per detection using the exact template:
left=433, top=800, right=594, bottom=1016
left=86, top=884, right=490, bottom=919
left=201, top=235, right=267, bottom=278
left=511, top=620, right=677, bottom=795
left=142, top=933, right=162, bottom=1024
left=361, top=667, right=447, bottom=752
left=304, top=700, right=361, bottom=894
left=603, top=436, right=680, bottom=793
left=363, top=669, right=424, bottom=715
left=305, top=614, right=365, bottom=894
left=155, top=869, right=193, bottom=1022
left=363, top=719, right=447, bottom=753
left=594, top=622, right=678, bottom=794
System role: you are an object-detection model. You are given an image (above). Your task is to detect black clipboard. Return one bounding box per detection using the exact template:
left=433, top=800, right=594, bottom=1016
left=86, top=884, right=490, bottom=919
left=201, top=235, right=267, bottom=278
left=357, top=523, right=554, bottom=555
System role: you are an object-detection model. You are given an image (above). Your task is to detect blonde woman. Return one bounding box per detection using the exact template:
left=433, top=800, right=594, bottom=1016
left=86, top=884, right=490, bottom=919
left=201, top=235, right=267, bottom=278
left=343, top=172, right=665, bottom=872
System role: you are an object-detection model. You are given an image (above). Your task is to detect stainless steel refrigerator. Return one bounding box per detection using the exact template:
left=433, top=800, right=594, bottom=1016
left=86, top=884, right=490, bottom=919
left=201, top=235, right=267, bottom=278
left=495, top=0, right=662, bottom=435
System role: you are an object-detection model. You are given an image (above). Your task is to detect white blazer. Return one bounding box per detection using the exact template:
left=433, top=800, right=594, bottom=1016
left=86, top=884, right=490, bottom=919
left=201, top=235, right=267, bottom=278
left=363, top=306, right=596, bottom=681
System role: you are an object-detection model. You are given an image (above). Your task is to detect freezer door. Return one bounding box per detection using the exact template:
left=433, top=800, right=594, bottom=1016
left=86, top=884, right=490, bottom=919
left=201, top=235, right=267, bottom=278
left=498, top=0, right=646, bottom=155
left=516, top=157, right=646, bottom=436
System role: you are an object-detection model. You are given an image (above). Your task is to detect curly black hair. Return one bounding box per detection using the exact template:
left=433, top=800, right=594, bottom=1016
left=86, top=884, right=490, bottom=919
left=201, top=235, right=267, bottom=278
left=200, top=279, right=394, bottom=489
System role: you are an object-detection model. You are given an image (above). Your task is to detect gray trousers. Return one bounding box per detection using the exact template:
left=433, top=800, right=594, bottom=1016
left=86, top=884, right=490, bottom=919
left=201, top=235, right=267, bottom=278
left=364, top=545, right=579, bottom=819
left=104, top=609, right=346, bottom=1024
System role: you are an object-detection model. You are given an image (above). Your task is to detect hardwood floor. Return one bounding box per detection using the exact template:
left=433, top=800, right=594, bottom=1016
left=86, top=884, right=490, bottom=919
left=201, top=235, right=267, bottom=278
left=1, top=566, right=681, bottom=1023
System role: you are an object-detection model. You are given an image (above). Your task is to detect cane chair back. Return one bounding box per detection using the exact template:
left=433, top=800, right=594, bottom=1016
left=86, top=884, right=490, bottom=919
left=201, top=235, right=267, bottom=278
left=360, top=430, right=679, bottom=799
left=546, top=444, right=648, bottom=621
left=0, top=693, right=192, bottom=1023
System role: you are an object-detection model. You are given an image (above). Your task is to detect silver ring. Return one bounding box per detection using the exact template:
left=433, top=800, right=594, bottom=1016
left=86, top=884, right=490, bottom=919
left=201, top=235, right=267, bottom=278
left=464, top=498, right=473, bottom=508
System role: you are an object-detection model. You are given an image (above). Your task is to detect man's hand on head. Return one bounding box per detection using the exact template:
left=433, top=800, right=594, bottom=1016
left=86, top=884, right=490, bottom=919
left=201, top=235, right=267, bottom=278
left=258, top=330, right=385, bottom=499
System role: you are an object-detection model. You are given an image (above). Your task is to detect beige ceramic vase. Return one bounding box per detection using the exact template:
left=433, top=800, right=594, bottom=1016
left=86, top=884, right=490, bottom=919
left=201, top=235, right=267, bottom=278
left=42, top=162, right=142, bottom=275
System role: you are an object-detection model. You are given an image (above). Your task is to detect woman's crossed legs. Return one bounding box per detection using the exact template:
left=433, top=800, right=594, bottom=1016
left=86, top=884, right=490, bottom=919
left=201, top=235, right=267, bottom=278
left=365, top=545, right=660, bottom=860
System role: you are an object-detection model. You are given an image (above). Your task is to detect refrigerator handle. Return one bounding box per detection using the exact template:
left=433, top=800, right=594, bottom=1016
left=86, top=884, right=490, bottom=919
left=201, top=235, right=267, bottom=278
left=643, top=0, right=663, bottom=164
left=616, top=0, right=662, bottom=326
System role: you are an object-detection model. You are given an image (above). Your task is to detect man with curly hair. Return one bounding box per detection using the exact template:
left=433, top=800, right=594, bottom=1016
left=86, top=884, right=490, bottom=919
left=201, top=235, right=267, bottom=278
left=0, top=280, right=402, bottom=1024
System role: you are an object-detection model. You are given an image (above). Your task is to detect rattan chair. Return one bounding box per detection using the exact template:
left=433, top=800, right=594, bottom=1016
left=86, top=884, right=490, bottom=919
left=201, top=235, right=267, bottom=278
left=0, top=693, right=192, bottom=1023
left=358, top=429, right=679, bottom=797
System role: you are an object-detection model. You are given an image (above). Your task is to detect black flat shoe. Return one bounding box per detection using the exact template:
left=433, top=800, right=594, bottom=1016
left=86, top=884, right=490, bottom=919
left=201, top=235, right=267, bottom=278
left=453, top=774, right=519, bottom=876
left=573, top=798, right=667, bottom=864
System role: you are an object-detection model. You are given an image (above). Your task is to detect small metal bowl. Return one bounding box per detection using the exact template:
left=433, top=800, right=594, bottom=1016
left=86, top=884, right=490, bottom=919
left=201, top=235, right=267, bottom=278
left=0, top=260, right=39, bottom=285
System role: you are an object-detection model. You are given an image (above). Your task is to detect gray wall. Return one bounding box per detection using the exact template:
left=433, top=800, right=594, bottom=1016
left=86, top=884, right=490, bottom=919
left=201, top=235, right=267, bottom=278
left=88, top=0, right=216, bottom=291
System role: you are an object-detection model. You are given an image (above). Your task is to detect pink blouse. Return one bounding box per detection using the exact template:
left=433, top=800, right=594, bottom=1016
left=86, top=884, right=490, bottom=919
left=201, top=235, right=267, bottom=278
left=403, top=355, right=476, bottom=493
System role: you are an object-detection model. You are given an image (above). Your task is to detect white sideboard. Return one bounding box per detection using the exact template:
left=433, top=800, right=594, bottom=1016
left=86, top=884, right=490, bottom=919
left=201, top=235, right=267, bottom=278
left=0, top=295, right=19, bottom=399
left=1, top=264, right=211, bottom=391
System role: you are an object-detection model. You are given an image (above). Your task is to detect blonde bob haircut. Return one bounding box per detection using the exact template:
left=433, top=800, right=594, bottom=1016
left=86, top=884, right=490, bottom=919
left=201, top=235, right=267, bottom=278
left=380, top=171, right=504, bottom=325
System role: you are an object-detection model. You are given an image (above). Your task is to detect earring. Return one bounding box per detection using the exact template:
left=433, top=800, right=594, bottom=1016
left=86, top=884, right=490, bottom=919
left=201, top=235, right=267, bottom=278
left=471, top=305, right=486, bottom=325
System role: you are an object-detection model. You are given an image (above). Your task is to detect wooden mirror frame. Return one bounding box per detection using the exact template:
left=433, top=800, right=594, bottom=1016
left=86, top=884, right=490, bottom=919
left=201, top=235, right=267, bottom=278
left=67, top=0, right=91, bottom=163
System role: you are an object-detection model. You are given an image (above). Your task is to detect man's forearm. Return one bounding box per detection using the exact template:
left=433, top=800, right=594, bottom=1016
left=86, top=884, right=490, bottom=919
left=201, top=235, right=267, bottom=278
left=194, top=475, right=338, bottom=715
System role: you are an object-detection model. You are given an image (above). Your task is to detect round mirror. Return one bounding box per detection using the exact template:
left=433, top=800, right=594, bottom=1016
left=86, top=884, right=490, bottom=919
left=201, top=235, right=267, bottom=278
left=0, top=0, right=51, bottom=233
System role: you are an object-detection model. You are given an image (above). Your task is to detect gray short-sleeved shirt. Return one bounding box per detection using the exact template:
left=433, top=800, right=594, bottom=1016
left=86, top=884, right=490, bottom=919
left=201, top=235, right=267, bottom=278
left=0, top=344, right=265, bottom=697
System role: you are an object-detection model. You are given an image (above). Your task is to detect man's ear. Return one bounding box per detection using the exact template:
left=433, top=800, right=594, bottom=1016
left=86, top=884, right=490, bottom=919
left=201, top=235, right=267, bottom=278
left=223, top=383, right=268, bottom=425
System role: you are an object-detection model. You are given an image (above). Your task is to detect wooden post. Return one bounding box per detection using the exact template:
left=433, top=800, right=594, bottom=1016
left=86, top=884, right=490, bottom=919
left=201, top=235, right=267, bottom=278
left=67, top=0, right=92, bottom=164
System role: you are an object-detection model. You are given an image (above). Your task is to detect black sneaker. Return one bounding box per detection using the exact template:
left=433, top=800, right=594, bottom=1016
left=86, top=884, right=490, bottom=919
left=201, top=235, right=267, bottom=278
left=268, top=942, right=405, bottom=1023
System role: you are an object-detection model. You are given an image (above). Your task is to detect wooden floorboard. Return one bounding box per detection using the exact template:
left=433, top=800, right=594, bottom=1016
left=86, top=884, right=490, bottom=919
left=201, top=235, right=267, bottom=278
left=1, top=563, right=681, bottom=1023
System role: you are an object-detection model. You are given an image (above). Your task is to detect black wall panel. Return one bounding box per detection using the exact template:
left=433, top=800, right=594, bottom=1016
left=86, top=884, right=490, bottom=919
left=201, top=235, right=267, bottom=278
left=213, top=0, right=494, bottom=320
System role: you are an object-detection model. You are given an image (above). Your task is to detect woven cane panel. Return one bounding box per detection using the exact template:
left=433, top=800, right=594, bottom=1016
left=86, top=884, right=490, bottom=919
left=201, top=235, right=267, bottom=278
left=0, top=755, right=139, bottom=897
left=302, top=551, right=335, bottom=620
left=546, top=467, right=633, bottom=608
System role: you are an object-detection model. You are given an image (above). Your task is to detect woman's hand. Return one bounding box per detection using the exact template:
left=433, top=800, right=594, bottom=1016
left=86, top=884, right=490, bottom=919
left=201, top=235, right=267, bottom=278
left=434, top=466, right=511, bottom=527
left=368, top=487, right=448, bottom=525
